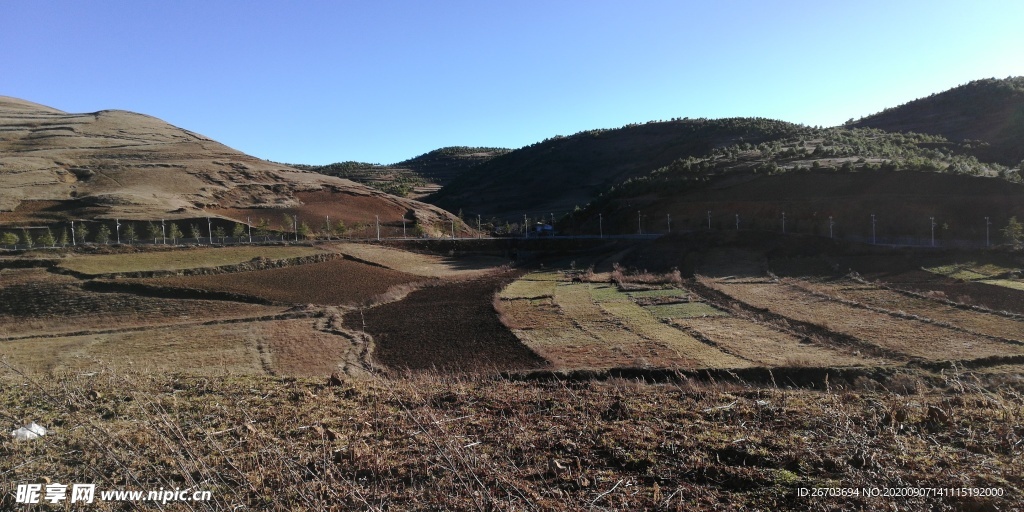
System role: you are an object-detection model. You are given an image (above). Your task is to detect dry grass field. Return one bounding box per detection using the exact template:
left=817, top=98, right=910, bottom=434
left=702, top=276, right=1024, bottom=362
left=328, top=242, right=506, bottom=278
left=2, top=240, right=1024, bottom=511
left=57, top=245, right=327, bottom=275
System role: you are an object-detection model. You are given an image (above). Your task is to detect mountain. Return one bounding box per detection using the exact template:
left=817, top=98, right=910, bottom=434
left=559, top=125, right=1024, bottom=243
left=294, top=146, right=509, bottom=198
left=0, top=96, right=463, bottom=236
left=852, top=77, right=1024, bottom=166
left=428, top=118, right=803, bottom=219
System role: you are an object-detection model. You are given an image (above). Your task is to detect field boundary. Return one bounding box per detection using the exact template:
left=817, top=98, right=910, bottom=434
left=56, top=252, right=341, bottom=280
left=83, top=280, right=282, bottom=305
left=0, top=308, right=314, bottom=343
left=500, top=365, right=905, bottom=389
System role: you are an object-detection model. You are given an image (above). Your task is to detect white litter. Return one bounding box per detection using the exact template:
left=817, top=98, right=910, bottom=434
left=11, top=422, right=47, bottom=441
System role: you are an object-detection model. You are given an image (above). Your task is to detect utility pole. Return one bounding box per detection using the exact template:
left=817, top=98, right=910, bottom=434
left=115, top=219, right=121, bottom=244
left=985, top=216, right=991, bottom=248
left=667, top=213, right=671, bottom=233
left=871, top=214, right=876, bottom=245
left=599, top=213, right=603, bottom=239
left=161, top=219, right=166, bottom=244
left=781, top=212, right=786, bottom=234
left=325, top=215, right=330, bottom=241
left=829, top=216, right=834, bottom=239
left=403, top=218, right=407, bottom=238
left=207, top=217, right=213, bottom=245
left=477, top=214, right=481, bottom=238
left=450, top=219, right=455, bottom=240
left=376, top=215, right=380, bottom=241
left=71, top=221, right=75, bottom=246
left=294, top=216, right=298, bottom=242
left=930, top=216, right=936, bottom=247
left=707, top=210, right=711, bottom=230
left=524, top=214, right=528, bottom=239
left=247, top=216, right=252, bottom=243
left=637, top=210, right=642, bottom=235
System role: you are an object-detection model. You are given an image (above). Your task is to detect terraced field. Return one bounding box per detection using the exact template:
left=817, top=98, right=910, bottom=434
left=137, top=258, right=421, bottom=306
left=58, top=245, right=327, bottom=275
left=702, top=276, right=1024, bottom=362
left=498, top=271, right=895, bottom=370
left=0, top=268, right=287, bottom=338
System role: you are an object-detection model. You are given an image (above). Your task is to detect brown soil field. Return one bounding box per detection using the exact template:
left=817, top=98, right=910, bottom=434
left=348, top=272, right=548, bottom=372
left=0, top=269, right=286, bottom=338
left=671, top=316, right=884, bottom=367
left=793, top=278, right=1024, bottom=343
left=704, top=277, right=1024, bottom=362
left=873, top=269, right=1024, bottom=315
left=3, top=322, right=268, bottom=375
left=326, top=242, right=506, bottom=278
left=258, top=318, right=366, bottom=377
left=137, top=258, right=421, bottom=306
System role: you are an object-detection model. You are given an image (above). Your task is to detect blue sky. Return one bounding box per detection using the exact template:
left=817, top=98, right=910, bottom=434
left=3, top=1, right=1023, bottom=165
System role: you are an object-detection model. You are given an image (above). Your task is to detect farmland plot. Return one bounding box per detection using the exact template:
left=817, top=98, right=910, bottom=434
left=702, top=277, right=1024, bottom=362
left=0, top=269, right=286, bottom=338
left=58, top=245, right=326, bottom=275
left=794, top=278, right=1024, bottom=342
left=328, top=242, right=505, bottom=278
left=138, top=258, right=421, bottom=306
left=498, top=272, right=750, bottom=369
left=671, top=316, right=884, bottom=367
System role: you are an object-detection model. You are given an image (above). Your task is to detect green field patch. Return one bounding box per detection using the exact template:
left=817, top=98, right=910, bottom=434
left=926, top=263, right=1016, bottom=281
left=500, top=278, right=557, bottom=299
left=645, top=302, right=728, bottom=319
left=979, top=279, right=1024, bottom=291
left=627, top=288, right=689, bottom=299
left=60, top=246, right=326, bottom=275
left=588, top=284, right=631, bottom=303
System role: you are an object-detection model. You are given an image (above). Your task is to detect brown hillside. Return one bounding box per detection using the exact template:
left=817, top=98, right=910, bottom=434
left=0, top=96, right=460, bottom=235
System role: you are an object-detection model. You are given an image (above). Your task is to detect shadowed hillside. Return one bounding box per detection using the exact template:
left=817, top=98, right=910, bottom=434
left=852, top=77, right=1024, bottom=166
left=429, top=118, right=803, bottom=218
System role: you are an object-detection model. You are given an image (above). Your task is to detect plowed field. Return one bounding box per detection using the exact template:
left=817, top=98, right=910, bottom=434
left=348, top=272, right=547, bottom=372
left=138, top=258, right=421, bottom=305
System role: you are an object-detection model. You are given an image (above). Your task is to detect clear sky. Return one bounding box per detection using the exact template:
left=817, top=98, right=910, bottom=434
left=3, top=1, right=1022, bottom=165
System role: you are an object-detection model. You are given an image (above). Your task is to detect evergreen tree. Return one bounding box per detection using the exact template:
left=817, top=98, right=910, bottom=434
left=214, top=226, right=226, bottom=243
left=123, top=224, right=138, bottom=244
left=21, top=230, right=34, bottom=249
left=2, top=232, right=20, bottom=246
left=232, top=223, right=246, bottom=241
left=168, top=223, right=183, bottom=244
left=37, top=229, right=55, bottom=248
left=1004, top=217, right=1024, bottom=248
left=297, top=222, right=312, bottom=239
left=59, top=228, right=70, bottom=247
left=95, top=225, right=111, bottom=244
left=77, top=224, right=89, bottom=245
left=189, top=224, right=202, bottom=242
left=146, top=222, right=162, bottom=243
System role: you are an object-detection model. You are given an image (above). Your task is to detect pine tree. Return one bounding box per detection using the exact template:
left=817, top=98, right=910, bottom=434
left=168, top=223, right=183, bottom=244
left=37, top=229, right=55, bottom=248
left=21, top=230, right=34, bottom=249
left=123, top=224, right=138, bottom=244
left=95, top=225, right=111, bottom=244
left=58, top=228, right=70, bottom=247
left=2, top=232, right=20, bottom=246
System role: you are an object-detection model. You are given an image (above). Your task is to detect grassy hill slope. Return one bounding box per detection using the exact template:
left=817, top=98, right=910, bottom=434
left=0, top=96, right=462, bottom=236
